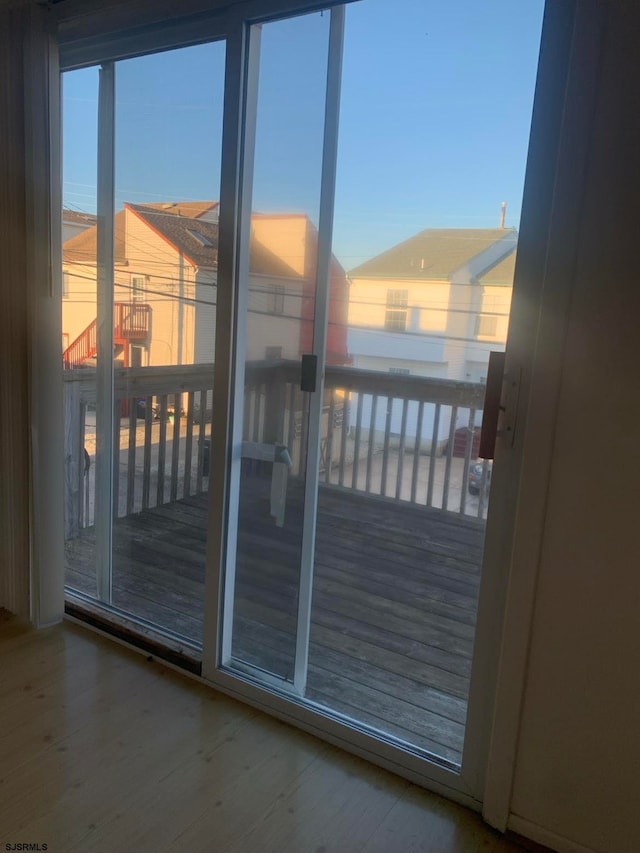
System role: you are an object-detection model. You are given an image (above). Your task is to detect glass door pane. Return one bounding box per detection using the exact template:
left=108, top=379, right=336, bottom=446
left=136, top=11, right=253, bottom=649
left=62, top=66, right=100, bottom=596
left=225, top=11, right=332, bottom=682
left=62, top=40, right=226, bottom=649
left=304, top=0, right=544, bottom=767
left=111, top=42, right=225, bottom=646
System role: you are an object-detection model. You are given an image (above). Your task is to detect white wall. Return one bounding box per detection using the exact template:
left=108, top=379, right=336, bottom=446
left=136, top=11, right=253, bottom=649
left=194, top=271, right=217, bottom=365
left=348, top=326, right=446, bottom=363
left=506, top=4, right=640, bottom=851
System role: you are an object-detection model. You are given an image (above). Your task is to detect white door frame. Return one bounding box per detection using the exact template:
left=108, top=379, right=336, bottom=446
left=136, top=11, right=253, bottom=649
left=94, top=61, right=116, bottom=605
left=203, top=4, right=347, bottom=698
left=202, top=10, right=259, bottom=674
left=293, top=6, right=345, bottom=694
left=480, top=0, right=607, bottom=829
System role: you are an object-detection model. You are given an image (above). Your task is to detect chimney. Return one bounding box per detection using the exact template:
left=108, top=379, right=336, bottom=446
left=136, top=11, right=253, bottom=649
left=499, top=201, right=507, bottom=229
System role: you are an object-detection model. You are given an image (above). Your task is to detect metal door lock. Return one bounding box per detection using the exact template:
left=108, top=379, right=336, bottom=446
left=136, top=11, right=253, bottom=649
left=480, top=352, right=521, bottom=458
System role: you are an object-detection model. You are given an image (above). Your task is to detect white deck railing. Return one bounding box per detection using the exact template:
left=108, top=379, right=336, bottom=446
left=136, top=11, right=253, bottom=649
left=63, top=361, right=490, bottom=538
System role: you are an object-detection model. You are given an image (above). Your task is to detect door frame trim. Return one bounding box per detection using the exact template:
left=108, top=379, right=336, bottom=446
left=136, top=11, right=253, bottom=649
left=94, top=61, right=116, bottom=605
left=201, top=9, right=252, bottom=676
left=478, top=0, right=608, bottom=829
left=294, top=5, right=345, bottom=694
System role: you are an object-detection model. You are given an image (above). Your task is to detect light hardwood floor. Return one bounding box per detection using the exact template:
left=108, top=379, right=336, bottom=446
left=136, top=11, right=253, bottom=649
left=0, top=613, right=524, bottom=853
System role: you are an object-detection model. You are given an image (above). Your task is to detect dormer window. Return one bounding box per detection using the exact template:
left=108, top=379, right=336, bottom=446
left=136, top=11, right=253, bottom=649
left=186, top=228, right=213, bottom=247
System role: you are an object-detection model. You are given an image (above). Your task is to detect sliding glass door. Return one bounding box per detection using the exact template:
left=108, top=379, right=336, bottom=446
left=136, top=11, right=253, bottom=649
left=212, top=0, right=543, bottom=781
left=60, top=0, right=546, bottom=801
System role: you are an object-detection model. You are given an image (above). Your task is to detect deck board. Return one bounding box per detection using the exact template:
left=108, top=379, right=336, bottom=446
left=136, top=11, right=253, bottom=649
left=65, top=479, right=484, bottom=766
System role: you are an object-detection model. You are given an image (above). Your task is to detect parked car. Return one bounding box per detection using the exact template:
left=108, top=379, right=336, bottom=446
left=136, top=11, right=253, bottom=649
left=468, top=460, right=492, bottom=495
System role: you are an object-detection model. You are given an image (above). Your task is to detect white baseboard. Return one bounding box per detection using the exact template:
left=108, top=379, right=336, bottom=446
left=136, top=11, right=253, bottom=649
left=508, top=815, right=598, bottom=853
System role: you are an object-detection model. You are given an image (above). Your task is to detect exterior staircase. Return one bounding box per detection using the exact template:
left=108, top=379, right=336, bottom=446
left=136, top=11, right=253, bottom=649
left=63, top=302, right=150, bottom=369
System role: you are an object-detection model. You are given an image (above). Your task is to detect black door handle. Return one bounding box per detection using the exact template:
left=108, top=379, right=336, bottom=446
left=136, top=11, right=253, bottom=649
left=479, top=351, right=505, bottom=460
left=300, top=354, right=317, bottom=393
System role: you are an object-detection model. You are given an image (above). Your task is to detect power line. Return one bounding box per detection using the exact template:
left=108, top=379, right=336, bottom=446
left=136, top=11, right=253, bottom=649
left=64, top=261, right=511, bottom=319
left=65, top=220, right=513, bottom=310
left=63, top=271, right=508, bottom=352
left=62, top=270, right=215, bottom=308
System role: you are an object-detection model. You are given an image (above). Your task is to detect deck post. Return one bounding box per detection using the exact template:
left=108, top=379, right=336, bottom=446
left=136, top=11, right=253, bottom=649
left=262, top=364, right=287, bottom=445
left=63, top=380, right=82, bottom=540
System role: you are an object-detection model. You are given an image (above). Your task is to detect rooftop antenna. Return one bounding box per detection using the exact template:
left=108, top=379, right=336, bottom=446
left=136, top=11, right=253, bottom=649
left=499, top=201, right=507, bottom=229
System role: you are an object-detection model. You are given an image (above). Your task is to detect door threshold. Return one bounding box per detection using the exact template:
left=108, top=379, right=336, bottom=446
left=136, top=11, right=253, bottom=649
left=64, top=596, right=202, bottom=675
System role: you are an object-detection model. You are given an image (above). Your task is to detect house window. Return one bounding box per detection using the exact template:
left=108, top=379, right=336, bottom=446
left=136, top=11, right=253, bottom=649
left=475, top=314, right=498, bottom=337
left=131, top=276, right=145, bottom=302
left=385, top=289, right=408, bottom=331
left=62, top=271, right=70, bottom=298
left=389, top=367, right=410, bottom=375
left=269, top=284, right=285, bottom=315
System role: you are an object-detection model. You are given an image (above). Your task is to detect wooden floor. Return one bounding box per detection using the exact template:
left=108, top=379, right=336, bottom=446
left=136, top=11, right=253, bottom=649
left=0, top=613, right=525, bottom=853
left=65, top=478, right=484, bottom=766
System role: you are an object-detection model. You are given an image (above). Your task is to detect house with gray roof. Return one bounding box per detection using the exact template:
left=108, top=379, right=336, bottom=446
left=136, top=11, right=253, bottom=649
left=62, top=208, right=97, bottom=243
left=347, top=226, right=517, bottom=449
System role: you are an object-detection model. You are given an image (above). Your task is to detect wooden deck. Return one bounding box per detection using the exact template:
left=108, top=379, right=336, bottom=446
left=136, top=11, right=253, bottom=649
left=65, top=478, right=484, bottom=766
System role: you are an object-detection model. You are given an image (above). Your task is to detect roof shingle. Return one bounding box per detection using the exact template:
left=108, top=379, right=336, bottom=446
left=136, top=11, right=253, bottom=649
left=63, top=209, right=97, bottom=226
left=349, top=228, right=515, bottom=280
left=136, top=201, right=218, bottom=219
left=128, top=203, right=299, bottom=278
left=477, top=251, right=516, bottom=286
left=63, top=201, right=302, bottom=280
left=62, top=210, right=126, bottom=264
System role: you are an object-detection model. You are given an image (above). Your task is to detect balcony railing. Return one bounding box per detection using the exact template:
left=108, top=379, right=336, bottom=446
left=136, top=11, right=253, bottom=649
left=63, top=361, right=489, bottom=539
left=114, top=301, right=151, bottom=340
left=63, top=302, right=151, bottom=369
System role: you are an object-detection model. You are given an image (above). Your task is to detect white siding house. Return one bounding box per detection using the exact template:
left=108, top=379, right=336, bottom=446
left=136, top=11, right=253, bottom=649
left=347, top=227, right=517, bottom=451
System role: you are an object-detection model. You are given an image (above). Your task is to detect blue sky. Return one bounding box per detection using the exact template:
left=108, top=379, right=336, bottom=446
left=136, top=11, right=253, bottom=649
left=62, top=0, right=544, bottom=269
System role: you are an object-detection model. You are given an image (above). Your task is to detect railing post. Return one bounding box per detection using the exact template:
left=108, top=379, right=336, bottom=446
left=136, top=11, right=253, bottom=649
left=63, top=379, right=82, bottom=540
left=262, top=365, right=287, bottom=446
